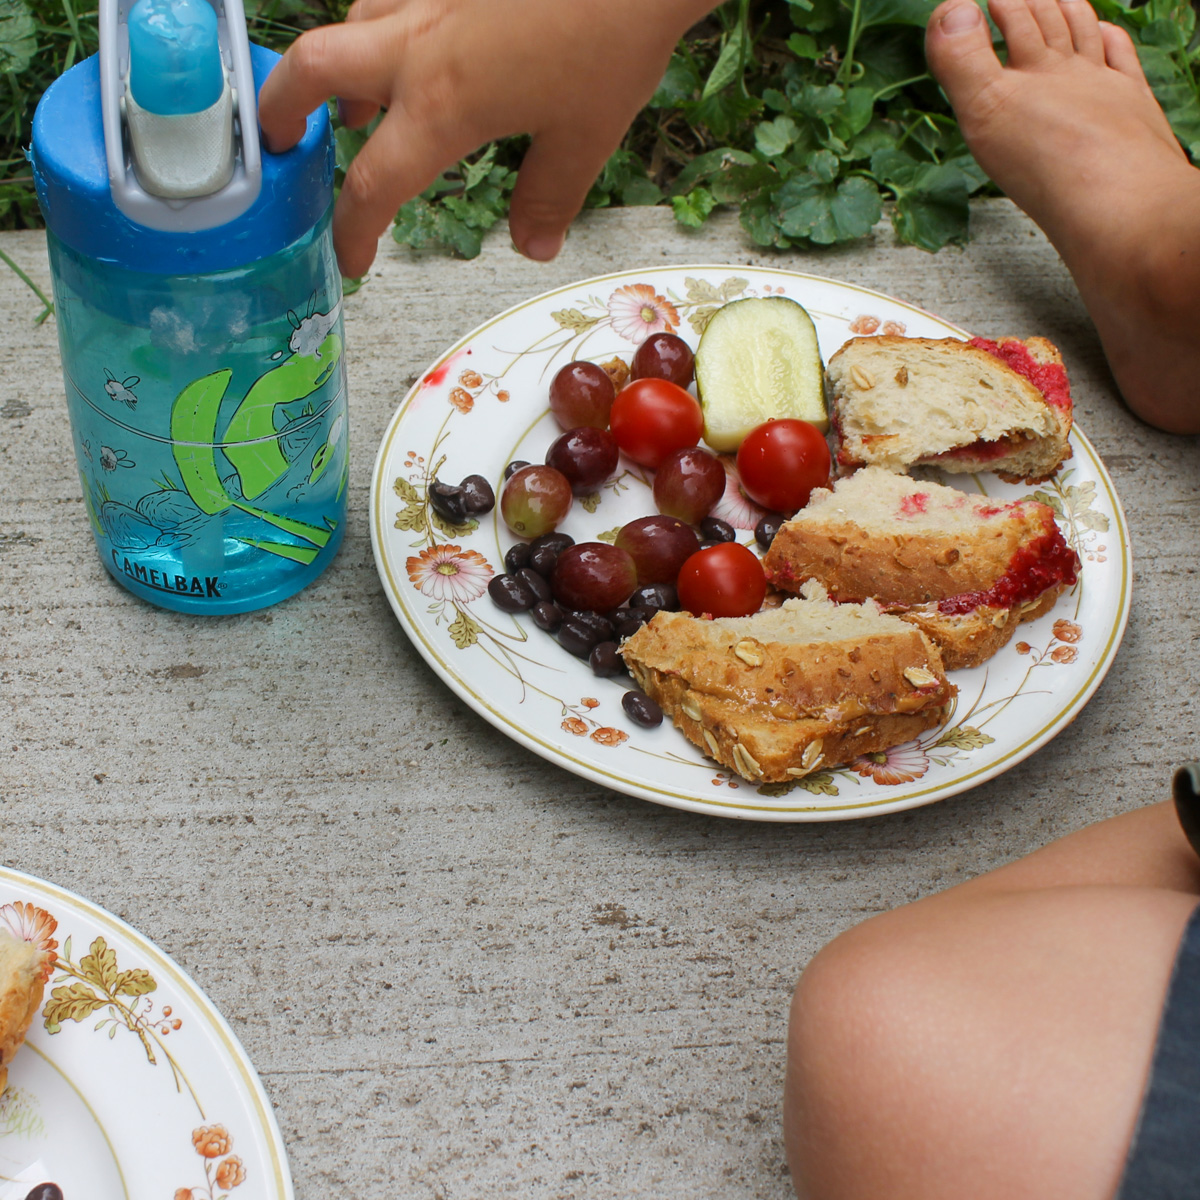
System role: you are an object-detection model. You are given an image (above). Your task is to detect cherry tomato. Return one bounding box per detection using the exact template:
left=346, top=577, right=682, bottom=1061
left=676, top=543, right=766, bottom=618
left=735, top=419, right=831, bottom=514
left=608, top=378, right=703, bottom=470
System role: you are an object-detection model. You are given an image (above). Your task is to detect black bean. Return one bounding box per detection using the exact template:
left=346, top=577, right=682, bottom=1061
left=614, top=617, right=645, bottom=641
left=700, top=516, right=736, bottom=543
left=503, top=459, right=530, bottom=481
left=630, top=583, right=678, bottom=611
left=25, top=1187, right=64, bottom=1200
left=614, top=607, right=656, bottom=639
left=528, top=532, right=575, bottom=577
left=755, top=513, right=784, bottom=550
left=558, top=616, right=603, bottom=658
left=530, top=600, right=562, bottom=632
left=589, top=641, right=624, bottom=677
left=504, top=542, right=531, bottom=574
left=488, top=573, right=536, bottom=613
left=515, top=566, right=552, bottom=603
left=567, top=610, right=614, bottom=641
left=428, top=479, right=467, bottom=524
left=531, top=532, right=575, bottom=553
left=622, top=691, right=663, bottom=728
left=460, top=473, right=495, bottom=514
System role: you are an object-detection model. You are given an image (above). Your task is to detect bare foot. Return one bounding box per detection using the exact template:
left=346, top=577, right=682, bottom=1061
left=926, top=0, right=1200, bottom=433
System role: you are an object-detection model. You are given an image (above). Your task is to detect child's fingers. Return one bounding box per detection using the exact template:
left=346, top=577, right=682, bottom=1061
left=258, top=21, right=402, bottom=152
left=345, top=0, right=411, bottom=22
left=331, top=108, right=475, bottom=277
left=507, top=128, right=620, bottom=262
left=337, top=97, right=380, bottom=129
left=333, top=0, right=400, bottom=129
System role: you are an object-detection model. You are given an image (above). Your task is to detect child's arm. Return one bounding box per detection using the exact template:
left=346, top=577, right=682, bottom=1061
left=258, top=0, right=719, bottom=277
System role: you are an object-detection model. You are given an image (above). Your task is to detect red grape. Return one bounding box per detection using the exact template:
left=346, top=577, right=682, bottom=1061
left=632, top=332, right=695, bottom=388
left=614, top=515, right=700, bottom=585
left=545, top=427, right=619, bottom=493
left=653, top=447, right=725, bottom=523
left=551, top=543, right=638, bottom=611
left=548, top=361, right=616, bottom=430
left=500, top=465, right=573, bottom=538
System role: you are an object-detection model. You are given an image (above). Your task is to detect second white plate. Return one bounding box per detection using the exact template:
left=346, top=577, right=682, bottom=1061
left=0, top=869, right=292, bottom=1198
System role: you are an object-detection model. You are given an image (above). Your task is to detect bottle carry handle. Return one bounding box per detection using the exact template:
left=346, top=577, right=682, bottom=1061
left=99, top=0, right=263, bottom=232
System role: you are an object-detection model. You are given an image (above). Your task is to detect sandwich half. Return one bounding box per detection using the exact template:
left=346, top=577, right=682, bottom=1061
left=0, top=925, right=49, bottom=1094
left=620, top=581, right=956, bottom=783
left=762, top=467, right=1080, bottom=669
left=828, top=335, right=1073, bottom=484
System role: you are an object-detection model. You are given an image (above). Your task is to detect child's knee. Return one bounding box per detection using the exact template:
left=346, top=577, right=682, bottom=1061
left=784, top=918, right=916, bottom=1194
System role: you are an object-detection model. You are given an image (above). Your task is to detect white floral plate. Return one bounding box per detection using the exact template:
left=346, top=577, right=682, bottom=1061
left=0, top=869, right=292, bottom=1199
left=370, top=266, right=1130, bottom=821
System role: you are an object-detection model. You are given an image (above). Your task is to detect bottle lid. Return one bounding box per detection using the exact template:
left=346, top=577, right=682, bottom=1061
left=31, top=34, right=333, bottom=274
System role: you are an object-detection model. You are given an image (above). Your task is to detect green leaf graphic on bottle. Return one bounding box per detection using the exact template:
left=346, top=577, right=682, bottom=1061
left=223, top=334, right=341, bottom=498
left=169, top=332, right=344, bottom=561
left=172, top=368, right=233, bottom=515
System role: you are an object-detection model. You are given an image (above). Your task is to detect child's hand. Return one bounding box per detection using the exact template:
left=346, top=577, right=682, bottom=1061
left=258, top=0, right=715, bottom=278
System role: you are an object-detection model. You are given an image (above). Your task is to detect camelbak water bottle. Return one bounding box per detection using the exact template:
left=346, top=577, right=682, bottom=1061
left=30, top=0, right=347, bottom=614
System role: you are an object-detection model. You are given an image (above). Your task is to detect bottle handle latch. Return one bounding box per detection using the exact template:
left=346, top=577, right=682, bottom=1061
left=99, top=0, right=263, bottom=232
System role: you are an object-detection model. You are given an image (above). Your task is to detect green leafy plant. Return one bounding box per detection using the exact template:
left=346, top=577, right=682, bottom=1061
left=5, top=0, right=1200, bottom=278
left=379, top=0, right=1200, bottom=258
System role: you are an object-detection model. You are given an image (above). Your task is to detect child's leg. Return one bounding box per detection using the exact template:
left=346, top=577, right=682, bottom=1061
left=784, top=802, right=1200, bottom=1200
left=955, top=799, right=1200, bottom=896
left=925, top=0, right=1200, bottom=433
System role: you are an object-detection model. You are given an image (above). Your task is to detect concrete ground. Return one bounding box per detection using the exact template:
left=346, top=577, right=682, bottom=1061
left=2, top=200, right=1198, bottom=1197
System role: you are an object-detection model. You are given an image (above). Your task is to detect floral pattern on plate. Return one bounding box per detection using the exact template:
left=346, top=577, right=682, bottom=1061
left=0, top=872, right=291, bottom=1199
left=370, top=266, right=1131, bottom=822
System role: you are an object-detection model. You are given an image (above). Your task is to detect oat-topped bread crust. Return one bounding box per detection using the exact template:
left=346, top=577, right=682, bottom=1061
left=763, top=468, right=1079, bottom=669
left=0, top=929, right=46, bottom=1094
left=828, top=335, right=1073, bottom=484
left=620, top=585, right=956, bottom=783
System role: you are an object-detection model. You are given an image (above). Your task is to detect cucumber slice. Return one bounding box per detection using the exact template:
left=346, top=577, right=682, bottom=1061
left=695, top=296, right=827, bottom=451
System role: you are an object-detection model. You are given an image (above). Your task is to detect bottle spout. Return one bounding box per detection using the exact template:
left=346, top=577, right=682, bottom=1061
left=129, top=0, right=224, bottom=116
left=99, top=0, right=262, bottom=228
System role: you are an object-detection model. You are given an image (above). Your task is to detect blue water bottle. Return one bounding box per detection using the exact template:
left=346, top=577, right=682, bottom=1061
left=30, top=0, right=347, bottom=614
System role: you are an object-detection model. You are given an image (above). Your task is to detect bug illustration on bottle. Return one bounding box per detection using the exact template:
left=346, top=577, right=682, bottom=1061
left=99, top=444, right=134, bottom=472
left=103, top=369, right=140, bottom=408
left=286, top=295, right=342, bottom=359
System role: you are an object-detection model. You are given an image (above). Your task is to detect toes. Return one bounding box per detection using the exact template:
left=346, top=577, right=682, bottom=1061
left=1099, top=19, right=1185, bottom=151
left=1058, top=0, right=1105, bottom=62
left=926, top=0, right=1004, bottom=106
left=1100, top=20, right=1149, bottom=82
left=1025, top=0, right=1076, bottom=53
left=987, top=0, right=1051, bottom=66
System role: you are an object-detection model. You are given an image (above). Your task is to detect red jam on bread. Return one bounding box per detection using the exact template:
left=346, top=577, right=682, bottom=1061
left=967, top=337, right=1072, bottom=412
left=937, top=521, right=1079, bottom=616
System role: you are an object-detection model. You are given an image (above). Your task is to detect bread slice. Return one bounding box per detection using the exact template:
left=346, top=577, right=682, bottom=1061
left=763, top=467, right=1080, bottom=669
left=619, top=582, right=956, bottom=783
left=0, top=928, right=47, bottom=1094
left=828, top=335, right=1073, bottom=484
